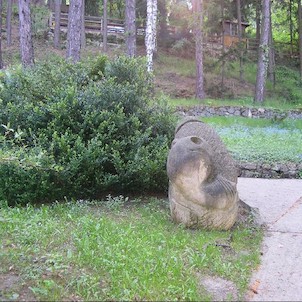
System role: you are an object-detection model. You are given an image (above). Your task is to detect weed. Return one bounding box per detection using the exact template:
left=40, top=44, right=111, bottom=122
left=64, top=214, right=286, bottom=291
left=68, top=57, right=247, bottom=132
left=104, top=194, right=129, bottom=211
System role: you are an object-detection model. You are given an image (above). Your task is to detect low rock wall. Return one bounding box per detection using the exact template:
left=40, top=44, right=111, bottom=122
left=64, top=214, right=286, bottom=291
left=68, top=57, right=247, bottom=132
left=238, top=162, right=302, bottom=179
left=177, top=105, right=302, bottom=119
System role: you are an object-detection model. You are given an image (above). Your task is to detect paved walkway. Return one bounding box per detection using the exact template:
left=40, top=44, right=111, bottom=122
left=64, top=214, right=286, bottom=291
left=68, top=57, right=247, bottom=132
left=237, top=178, right=302, bottom=301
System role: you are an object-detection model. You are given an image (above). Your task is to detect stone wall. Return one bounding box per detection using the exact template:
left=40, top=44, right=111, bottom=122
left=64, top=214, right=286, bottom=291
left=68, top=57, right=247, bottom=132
left=238, top=161, right=302, bottom=179
left=177, top=105, right=302, bottom=119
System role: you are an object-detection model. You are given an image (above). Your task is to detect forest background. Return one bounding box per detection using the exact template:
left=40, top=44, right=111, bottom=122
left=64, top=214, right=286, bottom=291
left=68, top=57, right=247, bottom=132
left=1, top=0, right=302, bottom=105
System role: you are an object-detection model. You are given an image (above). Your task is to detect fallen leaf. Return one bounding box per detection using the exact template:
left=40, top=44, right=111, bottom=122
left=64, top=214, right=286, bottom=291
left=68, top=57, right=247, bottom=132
left=250, top=279, right=260, bottom=294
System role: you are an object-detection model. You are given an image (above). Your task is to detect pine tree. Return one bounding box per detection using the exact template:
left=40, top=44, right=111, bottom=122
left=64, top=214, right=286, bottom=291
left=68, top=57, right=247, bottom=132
left=254, top=0, right=270, bottom=103
left=193, top=0, right=205, bottom=99
left=125, top=0, right=136, bottom=57
left=66, top=0, right=83, bottom=63
left=18, top=0, right=35, bottom=67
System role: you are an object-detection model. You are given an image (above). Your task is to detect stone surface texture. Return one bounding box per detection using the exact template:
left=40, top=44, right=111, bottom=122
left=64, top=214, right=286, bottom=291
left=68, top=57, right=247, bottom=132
left=167, top=117, right=239, bottom=230
left=176, top=105, right=302, bottom=119
left=238, top=178, right=302, bottom=301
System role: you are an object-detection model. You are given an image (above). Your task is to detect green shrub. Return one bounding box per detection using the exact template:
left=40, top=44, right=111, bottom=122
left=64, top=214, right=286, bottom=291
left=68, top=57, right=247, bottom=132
left=274, top=66, right=302, bottom=103
left=0, top=56, right=176, bottom=206
left=85, top=55, right=108, bottom=80
left=170, top=38, right=195, bottom=58
left=0, top=147, right=66, bottom=206
left=31, top=5, right=51, bottom=38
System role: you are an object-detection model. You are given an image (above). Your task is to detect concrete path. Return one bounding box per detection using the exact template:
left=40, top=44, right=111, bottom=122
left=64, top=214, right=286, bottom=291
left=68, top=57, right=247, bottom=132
left=237, top=178, right=302, bottom=301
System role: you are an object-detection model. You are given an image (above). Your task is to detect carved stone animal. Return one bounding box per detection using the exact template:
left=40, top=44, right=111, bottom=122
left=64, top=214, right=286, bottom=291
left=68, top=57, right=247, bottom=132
left=167, top=117, right=239, bottom=230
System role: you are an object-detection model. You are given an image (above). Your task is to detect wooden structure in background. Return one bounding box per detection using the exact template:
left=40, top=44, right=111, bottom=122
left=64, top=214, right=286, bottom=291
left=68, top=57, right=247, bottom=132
left=49, top=12, right=145, bottom=38
left=222, top=20, right=249, bottom=47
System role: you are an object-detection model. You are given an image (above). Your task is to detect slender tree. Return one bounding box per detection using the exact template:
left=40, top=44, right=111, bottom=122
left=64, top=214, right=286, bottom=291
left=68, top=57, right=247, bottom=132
left=254, top=0, right=270, bottom=103
left=125, top=0, right=136, bottom=57
left=81, top=0, right=86, bottom=48
left=158, top=0, right=169, bottom=45
left=145, top=0, right=157, bottom=71
left=6, top=0, right=12, bottom=46
left=256, top=0, right=261, bottom=43
left=18, top=0, right=35, bottom=67
left=221, top=0, right=225, bottom=89
left=193, top=0, right=205, bottom=99
left=289, top=0, right=294, bottom=55
left=298, top=0, right=302, bottom=77
left=103, top=0, right=108, bottom=52
left=0, top=0, right=3, bottom=69
left=54, top=0, right=62, bottom=49
left=66, top=0, right=83, bottom=63
left=48, top=0, right=54, bottom=10
left=268, top=3, right=275, bottom=85
left=237, top=0, right=243, bottom=81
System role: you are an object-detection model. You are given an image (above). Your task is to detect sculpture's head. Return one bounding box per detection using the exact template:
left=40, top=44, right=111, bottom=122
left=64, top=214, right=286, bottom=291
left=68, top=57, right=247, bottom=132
left=167, top=117, right=239, bottom=230
left=167, top=135, right=213, bottom=189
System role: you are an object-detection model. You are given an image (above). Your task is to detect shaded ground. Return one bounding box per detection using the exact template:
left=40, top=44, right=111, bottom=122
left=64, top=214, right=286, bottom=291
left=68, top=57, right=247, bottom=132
left=155, top=72, right=196, bottom=98
left=0, top=273, right=36, bottom=301
left=154, top=66, right=255, bottom=99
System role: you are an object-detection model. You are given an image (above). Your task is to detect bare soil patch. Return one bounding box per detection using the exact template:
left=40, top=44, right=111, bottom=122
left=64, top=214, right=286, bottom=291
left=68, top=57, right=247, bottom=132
left=0, top=273, right=36, bottom=301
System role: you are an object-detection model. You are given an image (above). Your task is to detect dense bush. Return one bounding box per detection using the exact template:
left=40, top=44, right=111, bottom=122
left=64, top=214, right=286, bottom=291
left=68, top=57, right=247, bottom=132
left=0, top=56, right=176, bottom=206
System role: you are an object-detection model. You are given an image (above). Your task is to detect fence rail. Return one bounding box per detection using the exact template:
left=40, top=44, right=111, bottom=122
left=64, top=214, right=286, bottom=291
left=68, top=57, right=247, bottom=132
left=49, top=12, right=145, bottom=36
left=49, top=13, right=300, bottom=58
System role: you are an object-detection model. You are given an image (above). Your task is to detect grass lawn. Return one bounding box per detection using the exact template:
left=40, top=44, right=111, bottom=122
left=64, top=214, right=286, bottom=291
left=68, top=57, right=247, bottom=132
left=168, top=97, right=302, bottom=110
left=0, top=198, right=263, bottom=301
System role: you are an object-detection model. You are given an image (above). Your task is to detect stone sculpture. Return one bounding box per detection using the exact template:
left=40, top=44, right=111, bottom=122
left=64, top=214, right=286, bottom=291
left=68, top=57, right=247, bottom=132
left=167, top=117, right=239, bottom=230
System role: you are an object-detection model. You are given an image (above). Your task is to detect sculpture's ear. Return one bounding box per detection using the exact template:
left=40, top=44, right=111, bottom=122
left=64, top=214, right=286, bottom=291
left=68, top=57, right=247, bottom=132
left=175, top=117, right=204, bottom=134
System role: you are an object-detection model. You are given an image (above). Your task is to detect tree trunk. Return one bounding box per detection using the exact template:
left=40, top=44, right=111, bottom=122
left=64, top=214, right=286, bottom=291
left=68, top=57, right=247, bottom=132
left=237, top=0, right=243, bottom=81
left=103, top=0, right=108, bottom=52
left=6, top=0, right=12, bottom=46
left=18, top=0, right=35, bottom=67
left=254, top=0, right=270, bottom=103
left=66, top=0, right=83, bottom=63
left=125, top=0, right=136, bottom=57
left=0, top=0, right=3, bottom=69
left=289, top=0, right=294, bottom=55
left=298, top=0, right=302, bottom=77
left=268, top=3, right=275, bottom=85
left=54, top=0, right=62, bottom=49
left=145, top=0, right=157, bottom=72
left=158, top=0, right=168, bottom=45
left=193, top=0, right=205, bottom=99
left=48, top=0, right=54, bottom=10
left=221, top=0, right=225, bottom=89
left=256, top=1, right=261, bottom=43
left=81, top=0, right=86, bottom=48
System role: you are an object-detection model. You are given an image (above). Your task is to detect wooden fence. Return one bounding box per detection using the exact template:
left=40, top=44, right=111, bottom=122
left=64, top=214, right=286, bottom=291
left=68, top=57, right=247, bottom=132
left=49, top=12, right=145, bottom=37
left=49, top=13, right=300, bottom=58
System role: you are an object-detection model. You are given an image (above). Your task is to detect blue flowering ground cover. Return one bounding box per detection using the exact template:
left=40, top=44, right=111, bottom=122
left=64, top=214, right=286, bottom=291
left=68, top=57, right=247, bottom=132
left=206, top=118, right=302, bottom=164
